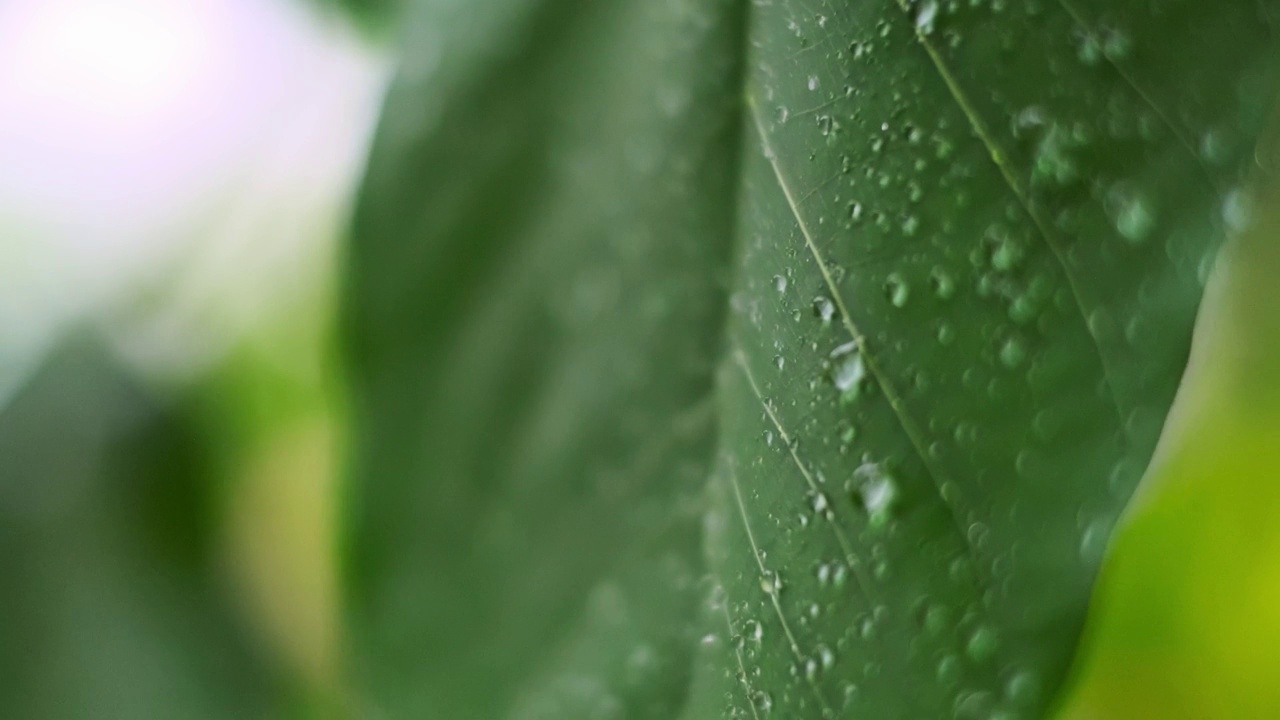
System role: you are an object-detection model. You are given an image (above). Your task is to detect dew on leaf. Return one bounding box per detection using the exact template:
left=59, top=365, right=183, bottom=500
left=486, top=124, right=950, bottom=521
left=937, top=654, right=962, bottom=687
left=885, top=273, right=911, bottom=307
left=854, top=462, right=898, bottom=525
left=937, top=322, right=956, bottom=345
left=1008, top=295, right=1037, bottom=325
left=953, top=690, right=996, bottom=719
left=760, top=570, right=782, bottom=596
left=1107, top=185, right=1157, bottom=243
left=831, top=563, right=849, bottom=588
left=1200, top=128, right=1230, bottom=165
left=1076, top=32, right=1104, bottom=65
left=814, top=295, right=837, bottom=324
left=915, top=0, right=939, bottom=34
left=837, top=419, right=857, bottom=444
left=831, top=344, right=866, bottom=394
left=818, top=644, right=836, bottom=670
left=922, top=603, right=952, bottom=636
left=1005, top=669, right=1042, bottom=708
left=812, top=491, right=831, bottom=514
left=902, top=215, right=921, bottom=236
left=999, top=337, right=1027, bottom=369
left=1079, top=517, right=1109, bottom=561
left=991, top=236, right=1023, bottom=272
left=1031, top=124, right=1083, bottom=188
left=816, top=562, right=832, bottom=585
left=1222, top=187, right=1254, bottom=233
left=966, top=626, right=999, bottom=663
left=1102, top=28, right=1132, bottom=59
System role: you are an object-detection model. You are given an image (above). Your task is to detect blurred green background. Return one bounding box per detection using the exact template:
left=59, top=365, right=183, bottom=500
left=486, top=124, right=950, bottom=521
left=0, top=0, right=387, bottom=714
left=0, top=0, right=1277, bottom=716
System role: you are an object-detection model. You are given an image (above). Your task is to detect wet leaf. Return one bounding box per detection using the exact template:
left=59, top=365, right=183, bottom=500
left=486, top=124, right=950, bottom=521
left=342, top=1, right=1278, bottom=717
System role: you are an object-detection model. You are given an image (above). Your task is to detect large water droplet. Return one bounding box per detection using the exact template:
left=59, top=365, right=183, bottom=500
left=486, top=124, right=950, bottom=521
left=936, top=654, right=962, bottom=687
left=884, top=273, right=911, bottom=308
left=922, top=603, right=952, bottom=636
left=1005, top=669, right=1042, bottom=708
left=1107, top=186, right=1156, bottom=243
left=1079, top=517, right=1110, bottom=561
left=1103, top=27, right=1132, bottom=59
left=930, top=267, right=956, bottom=300
left=854, top=462, right=898, bottom=525
left=760, top=570, right=782, bottom=596
left=1222, top=187, right=1254, bottom=233
left=901, top=215, right=921, bottom=237
left=999, top=337, right=1027, bottom=369
left=848, top=201, right=865, bottom=222
left=915, top=0, right=939, bottom=34
left=814, top=295, right=836, bottom=324
left=818, top=644, right=836, bottom=670
left=966, top=626, right=998, bottom=663
left=831, top=342, right=866, bottom=394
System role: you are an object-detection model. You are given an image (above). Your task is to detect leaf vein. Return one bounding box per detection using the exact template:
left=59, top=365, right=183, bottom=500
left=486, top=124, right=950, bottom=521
left=726, top=465, right=835, bottom=717
left=731, top=346, right=877, bottom=600
left=746, top=97, right=982, bottom=567
left=891, top=0, right=1126, bottom=419
left=720, top=603, right=764, bottom=720
left=1054, top=0, right=1225, bottom=195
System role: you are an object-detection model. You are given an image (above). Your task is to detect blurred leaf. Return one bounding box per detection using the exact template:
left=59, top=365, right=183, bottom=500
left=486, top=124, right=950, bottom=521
left=343, top=0, right=1277, bottom=717
left=0, top=339, right=282, bottom=719
left=194, top=322, right=347, bottom=705
left=343, top=1, right=745, bottom=715
left=308, top=0, right=402, bottom=36
left=1059, top=171, right=1280, bottom=718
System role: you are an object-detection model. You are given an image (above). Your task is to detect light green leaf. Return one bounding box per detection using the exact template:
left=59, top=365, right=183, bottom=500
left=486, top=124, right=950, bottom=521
left=342, top=1, right=1277, bottom=717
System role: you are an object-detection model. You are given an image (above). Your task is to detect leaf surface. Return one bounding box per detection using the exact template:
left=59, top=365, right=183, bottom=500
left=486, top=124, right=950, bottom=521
left=342, top=1, right=1277, bottom=717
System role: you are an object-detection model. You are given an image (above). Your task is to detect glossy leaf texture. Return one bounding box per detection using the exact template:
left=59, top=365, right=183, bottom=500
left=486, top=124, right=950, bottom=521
left=342, top=0, right=1278, bottom=717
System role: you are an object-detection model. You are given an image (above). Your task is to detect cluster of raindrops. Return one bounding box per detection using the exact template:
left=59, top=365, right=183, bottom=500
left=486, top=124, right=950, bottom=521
left=718, top=0, right=1272, bottom=715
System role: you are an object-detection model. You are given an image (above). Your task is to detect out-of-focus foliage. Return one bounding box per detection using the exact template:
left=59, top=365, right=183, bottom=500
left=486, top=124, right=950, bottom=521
left=0, top=339, right=281, bottom=718
left=5, top=1, right=1280, bottom=718
left=340, top=0, right=1277, bottom=718
left=312, top=0, right=401, bottom=36
left=1061, top=174, right=1280, bottom=719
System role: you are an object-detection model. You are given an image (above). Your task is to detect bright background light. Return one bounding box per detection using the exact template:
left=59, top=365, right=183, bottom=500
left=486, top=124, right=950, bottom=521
left=0, top=0, right=389, bottom=399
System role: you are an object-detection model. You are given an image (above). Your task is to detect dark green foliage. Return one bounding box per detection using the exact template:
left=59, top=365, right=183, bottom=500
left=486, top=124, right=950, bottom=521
left=0, top=340, right=280, bottom=719
left=343, top=1, right=1278, bottom=717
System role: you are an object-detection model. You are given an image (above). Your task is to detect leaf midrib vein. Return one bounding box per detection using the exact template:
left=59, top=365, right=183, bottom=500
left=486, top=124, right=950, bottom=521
left=726, top=465, right=836, bottom=717
left=890, top=0, right=1127, bottom=422
left=731, top=345, right=877, bottom=601
left=720, top=603, right=764, bottom=720
left=745, top=97, right=982, bottom=567
left=1054, top=0, right=1226, bottom=196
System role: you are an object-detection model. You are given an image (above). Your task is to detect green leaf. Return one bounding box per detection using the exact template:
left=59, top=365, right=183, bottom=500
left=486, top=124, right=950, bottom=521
left=1057, top=176, right=1280, bottom=718
left=342, top=1, right=1277, bottom=717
